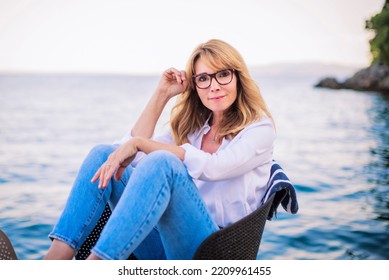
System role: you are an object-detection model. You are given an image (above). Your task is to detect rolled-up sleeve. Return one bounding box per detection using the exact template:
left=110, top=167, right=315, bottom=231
left=181, top=120, right=275, bottom=181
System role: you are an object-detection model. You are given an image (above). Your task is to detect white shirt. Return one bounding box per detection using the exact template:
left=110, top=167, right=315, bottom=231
left=114, top=117, right=276, bottom=227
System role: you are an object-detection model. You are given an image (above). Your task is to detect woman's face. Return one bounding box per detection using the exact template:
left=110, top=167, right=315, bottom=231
left=193, top=58, right=237, bottom=116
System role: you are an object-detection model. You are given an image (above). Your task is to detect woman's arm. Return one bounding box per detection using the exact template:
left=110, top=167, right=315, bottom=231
left=131, top=68, right=188, bottom=138
left=92, top=136, right=185, bottom=189
left=133, top=136, right=185, bottom=161
left=181, top=120, right=276, bottom=181
left=93, top=69, right=189, bottom=188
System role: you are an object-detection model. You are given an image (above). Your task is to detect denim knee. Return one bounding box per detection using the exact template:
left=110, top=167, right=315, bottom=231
left=147, top=150, right=179, bottom=160
left=135, top=150, right=189, bottom=189
left=141, top=150, right=182, bottom=169
left=88, top=144, right=117, bottom=161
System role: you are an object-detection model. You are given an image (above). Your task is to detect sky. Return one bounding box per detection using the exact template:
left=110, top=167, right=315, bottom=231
left=0, top=0, right=385, bottom=74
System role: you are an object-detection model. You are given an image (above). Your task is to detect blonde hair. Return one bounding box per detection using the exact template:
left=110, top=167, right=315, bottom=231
left=170, top=39, right=274, bottom=145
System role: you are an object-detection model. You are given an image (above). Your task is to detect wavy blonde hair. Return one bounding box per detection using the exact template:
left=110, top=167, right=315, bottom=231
left=170, top=39, right=274, bottom=145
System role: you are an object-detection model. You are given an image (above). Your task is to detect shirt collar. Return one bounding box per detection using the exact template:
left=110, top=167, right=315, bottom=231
left=202, top=115, right=212, bottom=135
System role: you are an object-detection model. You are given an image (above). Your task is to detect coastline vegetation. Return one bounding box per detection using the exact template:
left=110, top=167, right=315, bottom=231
left=315, top=1, right=389, bottom=93
left=366, top=0, right=389, bottom=66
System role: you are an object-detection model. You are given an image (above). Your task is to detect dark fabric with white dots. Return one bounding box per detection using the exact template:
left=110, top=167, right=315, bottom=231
left=75, top=204, right=112, bottom=260
left=0, top=229, right=18, bottom=260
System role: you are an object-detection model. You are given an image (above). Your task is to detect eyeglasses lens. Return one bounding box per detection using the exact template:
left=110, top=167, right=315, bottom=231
left=194, top=69, right=233, bottom=89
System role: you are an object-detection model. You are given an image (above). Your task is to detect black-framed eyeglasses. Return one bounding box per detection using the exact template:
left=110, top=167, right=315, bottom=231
left=192, top=69, right=235, bottom=89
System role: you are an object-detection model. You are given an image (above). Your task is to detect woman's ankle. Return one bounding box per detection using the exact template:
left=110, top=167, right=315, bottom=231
left=44, top=239, right=75, bottom=260
left=86, top=252, right=102, bottom=260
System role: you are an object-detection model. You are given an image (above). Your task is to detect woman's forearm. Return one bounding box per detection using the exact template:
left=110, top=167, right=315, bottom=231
left=131, top=68, right=188, bottom=139
left=133, top=136, right=185, bottom=161
left=131, top=90, right=170, bottom=138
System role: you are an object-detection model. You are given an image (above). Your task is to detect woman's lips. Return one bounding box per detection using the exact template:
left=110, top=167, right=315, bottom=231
left=208, top=95, right=226, bottom=101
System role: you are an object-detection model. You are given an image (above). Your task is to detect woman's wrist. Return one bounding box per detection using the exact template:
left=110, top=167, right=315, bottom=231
left=153, top=88, right=172, bottom=104
left=131, top=136, right=143, bottom=151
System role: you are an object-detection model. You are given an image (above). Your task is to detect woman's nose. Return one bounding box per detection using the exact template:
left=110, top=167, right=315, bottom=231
left=210, top=77, right=221, bottom=91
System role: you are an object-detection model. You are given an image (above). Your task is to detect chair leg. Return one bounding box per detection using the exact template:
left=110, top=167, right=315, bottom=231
left=0, top=229, right=18, bottom=260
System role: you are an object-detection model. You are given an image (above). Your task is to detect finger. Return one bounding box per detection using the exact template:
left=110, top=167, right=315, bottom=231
left=91, top=166, right=102, bottom=183
left=176, top=70, right=188, bottom=85
left=177, top=76, right=184, bottom=85
left=173, top=71, right=182, bottom=84
left=168, top=67, right=178, bottom=74
left=100, top=164, right=116, bottom=188
left=114, top=166, right=125, bottom=181
left=104, top=165, right=115, bottom=185
left=98, top=166, right=106, bottom=188
left=179, top=70, right=187, bottom=81
left=165, top=68, right=177, bottom=78
left=95, top=162, right=110, bottom=188
left=166, top=68, right=183, bottom=83
left=99, top=168, right=109, bottom=188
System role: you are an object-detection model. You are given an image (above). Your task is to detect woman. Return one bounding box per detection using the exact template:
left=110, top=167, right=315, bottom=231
left=44, top=39, right=276, bottom=260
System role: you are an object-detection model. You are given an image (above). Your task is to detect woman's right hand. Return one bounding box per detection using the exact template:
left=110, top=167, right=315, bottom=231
left=157, top=68, right=189, bottom=99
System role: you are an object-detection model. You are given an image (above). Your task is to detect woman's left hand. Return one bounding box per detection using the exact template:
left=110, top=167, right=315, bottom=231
left=91, top=140, right=138, bottom=188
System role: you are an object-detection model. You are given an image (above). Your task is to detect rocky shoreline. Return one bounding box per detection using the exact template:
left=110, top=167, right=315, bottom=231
left=314, top=63, right=389, bottom=94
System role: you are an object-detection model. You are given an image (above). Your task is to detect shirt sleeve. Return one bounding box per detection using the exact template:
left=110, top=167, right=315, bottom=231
left=181, top=120, right=275, bottom=181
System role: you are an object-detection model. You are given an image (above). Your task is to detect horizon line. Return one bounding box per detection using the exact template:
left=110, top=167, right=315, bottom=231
left=0, top=61, right=368, bottom=76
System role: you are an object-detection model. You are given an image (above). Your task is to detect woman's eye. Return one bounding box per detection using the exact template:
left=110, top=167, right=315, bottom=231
left=198, top=75, right=209, bottom=82
left=218, top=70, right=230, bottom=78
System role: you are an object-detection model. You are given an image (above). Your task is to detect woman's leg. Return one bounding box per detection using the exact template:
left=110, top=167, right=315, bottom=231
left=46, top=144, right=132, bottom=259
left=132, top=227, right=167, bottom=260
left=91, top=150, right=219, bottom=260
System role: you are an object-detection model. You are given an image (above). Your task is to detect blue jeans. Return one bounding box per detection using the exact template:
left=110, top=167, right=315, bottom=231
left=49, top=144, right=219, bottom=260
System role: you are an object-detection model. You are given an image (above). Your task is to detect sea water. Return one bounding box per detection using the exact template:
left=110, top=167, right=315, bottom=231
left=0, top=67, right=388, bottom=260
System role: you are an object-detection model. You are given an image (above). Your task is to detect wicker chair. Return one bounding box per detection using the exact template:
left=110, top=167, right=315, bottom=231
left=0, top=229, right=18, bottom=260
left=193, top=192, right=277, bottom=259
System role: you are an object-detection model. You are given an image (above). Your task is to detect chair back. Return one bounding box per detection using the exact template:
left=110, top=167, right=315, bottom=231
left=193, top=193, right=275, bottom=260
left=0, top=229, right=18, bottom=260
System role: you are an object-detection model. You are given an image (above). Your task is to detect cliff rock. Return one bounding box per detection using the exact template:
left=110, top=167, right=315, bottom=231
left=315, top=63, right=389, bottom=93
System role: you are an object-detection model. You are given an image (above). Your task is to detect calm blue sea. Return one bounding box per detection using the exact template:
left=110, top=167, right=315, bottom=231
left=0, top=66, right=388, bottom=260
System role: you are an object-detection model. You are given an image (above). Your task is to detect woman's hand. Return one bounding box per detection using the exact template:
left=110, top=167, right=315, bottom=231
left=91, top=140, right=138, bottom=189
left=157, top=68, right=189, bottom=99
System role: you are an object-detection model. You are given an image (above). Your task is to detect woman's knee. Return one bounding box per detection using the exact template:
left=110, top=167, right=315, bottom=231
left=143, top=150, right=181, bottom=167
left=87, top=144, right=117, bottom=162
left=134, top=151, right=185, bottom=178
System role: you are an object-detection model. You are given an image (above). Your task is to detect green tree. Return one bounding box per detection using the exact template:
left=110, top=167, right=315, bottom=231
left=365, top=1, right=389, bottom=65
